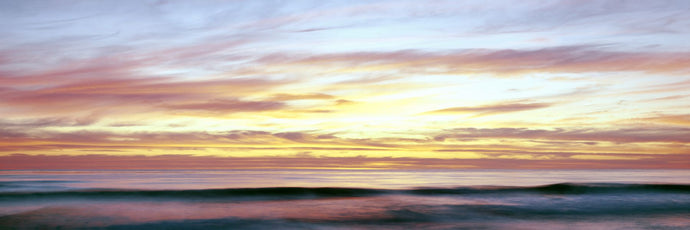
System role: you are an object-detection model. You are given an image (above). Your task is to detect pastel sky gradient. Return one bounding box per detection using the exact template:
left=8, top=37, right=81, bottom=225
left=1, top=0, right=689, bottom=169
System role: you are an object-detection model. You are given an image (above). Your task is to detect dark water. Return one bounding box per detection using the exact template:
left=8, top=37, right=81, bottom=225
left=1, top=170, right=689, bottom=229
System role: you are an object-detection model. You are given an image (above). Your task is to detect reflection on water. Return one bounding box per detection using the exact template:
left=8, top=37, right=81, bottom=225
left=2, top=194, right=688, bottom=229
left=2, top=169, right=689, bottom=191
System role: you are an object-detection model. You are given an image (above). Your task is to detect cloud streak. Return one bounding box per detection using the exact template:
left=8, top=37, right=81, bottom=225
left=164, top=99, right=285, bottom=114
left=434, top=127, right=690, bottom=143
left=425, top=102, right=551, bottom=116
left=0, top=76, right=292, bottom=117
left=257, top=46, right=690, bottom=76
left=2, top=154, right=687, bottom=170
left=0, top=126, right=687, bottom=168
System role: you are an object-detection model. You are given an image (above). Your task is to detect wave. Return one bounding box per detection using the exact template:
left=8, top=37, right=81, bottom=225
left=1, top=183, right=689, bottom=229
left=1, top=183, right=688, bottom=201
left=410, top=183, right=690, bottom=195
left=0, top=187, right=386, bottom=201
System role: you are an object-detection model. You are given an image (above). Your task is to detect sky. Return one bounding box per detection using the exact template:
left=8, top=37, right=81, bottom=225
left=1, top=0, right=689, bottom=169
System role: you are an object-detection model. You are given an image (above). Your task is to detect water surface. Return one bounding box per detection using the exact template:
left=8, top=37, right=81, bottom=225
left=1, top=169, right=688, bottom=229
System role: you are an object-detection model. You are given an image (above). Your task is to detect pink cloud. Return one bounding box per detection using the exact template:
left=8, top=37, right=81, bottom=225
left=0, top=76, right=290, bottom=116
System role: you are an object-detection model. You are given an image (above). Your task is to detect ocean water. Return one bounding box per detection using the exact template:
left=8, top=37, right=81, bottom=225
left=1, top=169, right=688, bottom=229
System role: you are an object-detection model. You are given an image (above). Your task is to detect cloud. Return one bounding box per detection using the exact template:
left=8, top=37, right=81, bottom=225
left=0, top=129, right=364, bottom=152
left=623, top=79, right=690, bottom=96
left=425, top=102, right=551, bottom=116
left=0, top=129, right=27, bottom=139
left=164, top=98, right=285, bottom=114
left=273, top=132, right=306, bottom=142
left=475, top=0, right=690, bottom=34
left=0, top=76, right=291, bottom=116
left=334, top=99, right=354, bottom=105
left=316, top=134, right=337, bottom=139
left=0, top=116, right=98, bottom=128
left=0, top=56, right=144, bottom=87
left=435, top=127, right=690, bottom=143
left=256, top=46, right=690, bottom=76
left=645, top=95, right=689, bottom=102
left=269, top=93, right=334, bottom=101
left=640, top=114, right=690, bottom=126
left=0, top=128, right=418, bottom=154
left=0, top=126, right=686, bottom=169
left=2, top=153, right=687, bottom=170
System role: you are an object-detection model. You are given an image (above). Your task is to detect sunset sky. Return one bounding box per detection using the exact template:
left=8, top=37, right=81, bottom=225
left=1, top=0, right=689, bottom=169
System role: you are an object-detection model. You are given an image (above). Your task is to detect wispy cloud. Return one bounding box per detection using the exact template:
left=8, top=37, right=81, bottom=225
left=476, top=0, right=690, bottom=34
left=434, top=127, right=690, bottom=143
left=0, top=129, right=394, bottom=153
left=639, top=114, right=690, bottom=126
left=270, top=93, right=334, bottom=101
left=1, top=126, right=687, bottom=165
left=0, top=76, right=291, bottom=116
left=255, top=46, right=690, bottom=75
left=0, top=116, right=99, bottom=128
left=425, top=102, right=551, bottom=116
left=164, top=98, right=285, bottom=114
left=2, top=153, right=687, bottom=170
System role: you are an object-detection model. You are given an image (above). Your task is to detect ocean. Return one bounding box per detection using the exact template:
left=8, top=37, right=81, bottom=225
left=1, top=169, right=688, bottom=229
